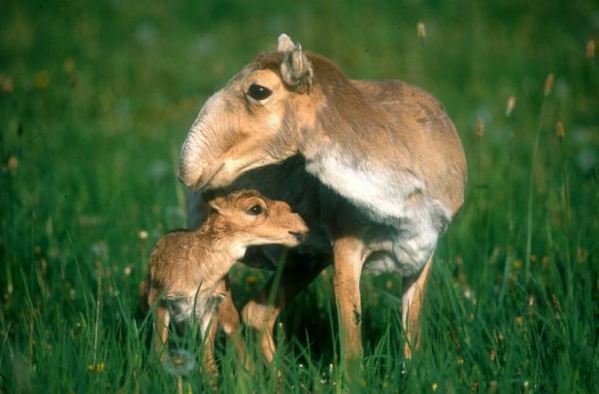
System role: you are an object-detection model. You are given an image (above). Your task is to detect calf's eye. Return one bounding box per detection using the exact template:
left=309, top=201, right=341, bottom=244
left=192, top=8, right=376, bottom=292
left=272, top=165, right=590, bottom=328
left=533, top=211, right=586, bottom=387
left=247, top=83, right=272, bottom=100
left=248, top=204, right=263, bottom=215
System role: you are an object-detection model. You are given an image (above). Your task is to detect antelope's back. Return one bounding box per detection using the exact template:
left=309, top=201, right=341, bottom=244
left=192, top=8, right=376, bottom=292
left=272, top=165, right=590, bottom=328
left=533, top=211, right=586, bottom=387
left=353, top=79, right=467, bottom=216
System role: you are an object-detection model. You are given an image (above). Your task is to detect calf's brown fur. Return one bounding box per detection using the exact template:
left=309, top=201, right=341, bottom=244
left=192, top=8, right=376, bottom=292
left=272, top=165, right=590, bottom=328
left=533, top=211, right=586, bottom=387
left=140, top=189, right=308, bottom=372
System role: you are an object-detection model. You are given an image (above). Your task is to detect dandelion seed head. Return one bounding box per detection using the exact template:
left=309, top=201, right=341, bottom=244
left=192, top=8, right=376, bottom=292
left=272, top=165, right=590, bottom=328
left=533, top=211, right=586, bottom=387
left=162, top=349, right=196, bottom=376
left=464, top=288, right=473, bottom=300
left=91, top=241, right=108, bottom=260
left=148, top=160, right=170, bottom=181
left=138, top=230, right=149, bottom=240
left=528, top=295, right=536, bottom=307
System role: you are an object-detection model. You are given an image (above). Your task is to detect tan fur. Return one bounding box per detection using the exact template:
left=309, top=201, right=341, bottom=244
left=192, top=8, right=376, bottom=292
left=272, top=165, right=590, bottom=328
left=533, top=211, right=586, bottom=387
left=240, top=255, right=324, bottom=363
left=178, top=34, right=467, bottom=365
left=140, top=189, right=308, bottom=373
left=402, top=258, right=433, bottom=358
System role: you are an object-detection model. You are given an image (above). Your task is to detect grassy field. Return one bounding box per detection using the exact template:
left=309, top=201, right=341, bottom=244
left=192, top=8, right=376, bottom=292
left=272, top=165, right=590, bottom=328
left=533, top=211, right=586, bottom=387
left=1, top=1, right=598, bottom=392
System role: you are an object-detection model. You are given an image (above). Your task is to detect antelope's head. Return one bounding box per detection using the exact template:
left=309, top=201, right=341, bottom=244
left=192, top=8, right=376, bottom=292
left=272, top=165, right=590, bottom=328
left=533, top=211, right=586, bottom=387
left=179, top=34, right=318, bottom=191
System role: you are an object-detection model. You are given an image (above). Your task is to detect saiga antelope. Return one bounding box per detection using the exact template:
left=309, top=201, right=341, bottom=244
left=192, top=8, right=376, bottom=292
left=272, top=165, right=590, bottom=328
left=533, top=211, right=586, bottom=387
left=178, top=34, right=466, bottom=364
left=140, top=189, right=308, bottom=372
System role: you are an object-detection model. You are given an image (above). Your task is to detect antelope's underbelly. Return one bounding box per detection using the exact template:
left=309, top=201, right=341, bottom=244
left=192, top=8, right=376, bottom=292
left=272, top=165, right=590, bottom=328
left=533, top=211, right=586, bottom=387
left=361, top=194, right=450, bottom=276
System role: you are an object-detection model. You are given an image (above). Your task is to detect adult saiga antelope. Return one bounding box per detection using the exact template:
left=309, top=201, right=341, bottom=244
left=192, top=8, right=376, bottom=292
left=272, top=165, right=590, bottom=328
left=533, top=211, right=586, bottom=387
left=178, top=34, right=466, bottom=363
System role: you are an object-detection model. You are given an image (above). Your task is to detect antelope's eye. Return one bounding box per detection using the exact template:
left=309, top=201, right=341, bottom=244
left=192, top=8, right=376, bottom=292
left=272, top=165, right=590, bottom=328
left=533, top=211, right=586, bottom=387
left=247, top=204, right=263, bottom=215
left=247, top=83, right=272, bottom=100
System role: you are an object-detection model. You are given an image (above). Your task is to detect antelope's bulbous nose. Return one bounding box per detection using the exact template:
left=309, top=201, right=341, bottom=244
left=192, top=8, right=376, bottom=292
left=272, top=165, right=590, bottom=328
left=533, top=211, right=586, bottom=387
left=177, top=141, right=204, bottom=189
left=177, top=167, right=203, bottom=190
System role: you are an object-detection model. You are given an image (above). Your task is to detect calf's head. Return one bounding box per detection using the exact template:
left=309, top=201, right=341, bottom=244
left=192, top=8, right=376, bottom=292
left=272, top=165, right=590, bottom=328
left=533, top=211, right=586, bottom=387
left=178, top=34, right=318, bottom=191
left=207, top=189, right=308, bottom=247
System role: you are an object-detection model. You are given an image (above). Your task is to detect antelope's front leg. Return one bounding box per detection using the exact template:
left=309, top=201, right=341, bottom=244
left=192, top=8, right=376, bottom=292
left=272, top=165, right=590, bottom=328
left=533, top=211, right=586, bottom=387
left=402, top=257, right=433, bottom=359
left=332, top=235, right=366, bottom=362
left=241, top=259, right=324, bottom=363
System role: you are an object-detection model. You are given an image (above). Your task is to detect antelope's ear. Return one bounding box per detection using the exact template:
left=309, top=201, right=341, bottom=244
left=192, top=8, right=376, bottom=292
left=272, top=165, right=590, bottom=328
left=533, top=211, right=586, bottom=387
left=277, top=33, right=296, bottom=52
left=281, top=44, right=313, bottom=93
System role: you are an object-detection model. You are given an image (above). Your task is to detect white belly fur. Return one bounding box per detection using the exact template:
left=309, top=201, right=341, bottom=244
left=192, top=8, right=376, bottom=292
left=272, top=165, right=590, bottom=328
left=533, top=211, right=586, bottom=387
left=306, top=151, right=451, bottom=276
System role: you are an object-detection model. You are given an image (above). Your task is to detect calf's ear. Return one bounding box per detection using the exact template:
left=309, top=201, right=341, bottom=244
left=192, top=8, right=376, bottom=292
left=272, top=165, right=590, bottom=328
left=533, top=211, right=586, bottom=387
left=207, top=196, right=226, bottom=213
left=281, top=44, right=313, bottom=93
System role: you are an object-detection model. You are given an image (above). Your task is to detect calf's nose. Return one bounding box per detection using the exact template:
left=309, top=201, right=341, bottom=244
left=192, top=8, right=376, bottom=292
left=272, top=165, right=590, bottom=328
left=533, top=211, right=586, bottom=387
left=289, top=231, right=307, bottom=243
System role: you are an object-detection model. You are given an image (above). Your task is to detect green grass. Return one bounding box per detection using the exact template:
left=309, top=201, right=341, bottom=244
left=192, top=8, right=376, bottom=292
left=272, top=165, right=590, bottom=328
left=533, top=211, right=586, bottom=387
left=1, top=0, right=598, bottom=392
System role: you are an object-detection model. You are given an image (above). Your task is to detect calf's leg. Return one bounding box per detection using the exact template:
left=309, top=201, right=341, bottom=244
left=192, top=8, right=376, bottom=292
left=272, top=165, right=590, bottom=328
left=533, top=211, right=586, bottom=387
left=154, top=304, right=170, bottom=360
left=214, top=276, right=248, bottom=366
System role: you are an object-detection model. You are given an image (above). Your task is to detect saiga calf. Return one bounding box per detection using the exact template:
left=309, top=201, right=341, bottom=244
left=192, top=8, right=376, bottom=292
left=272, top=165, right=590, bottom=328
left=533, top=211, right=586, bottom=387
left=140, top=189, right=308, bottom=372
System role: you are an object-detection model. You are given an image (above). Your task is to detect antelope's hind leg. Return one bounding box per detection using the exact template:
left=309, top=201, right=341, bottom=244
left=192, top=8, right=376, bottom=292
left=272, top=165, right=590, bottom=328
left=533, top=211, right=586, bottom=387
left=401, top=257, right=433, bottom=359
